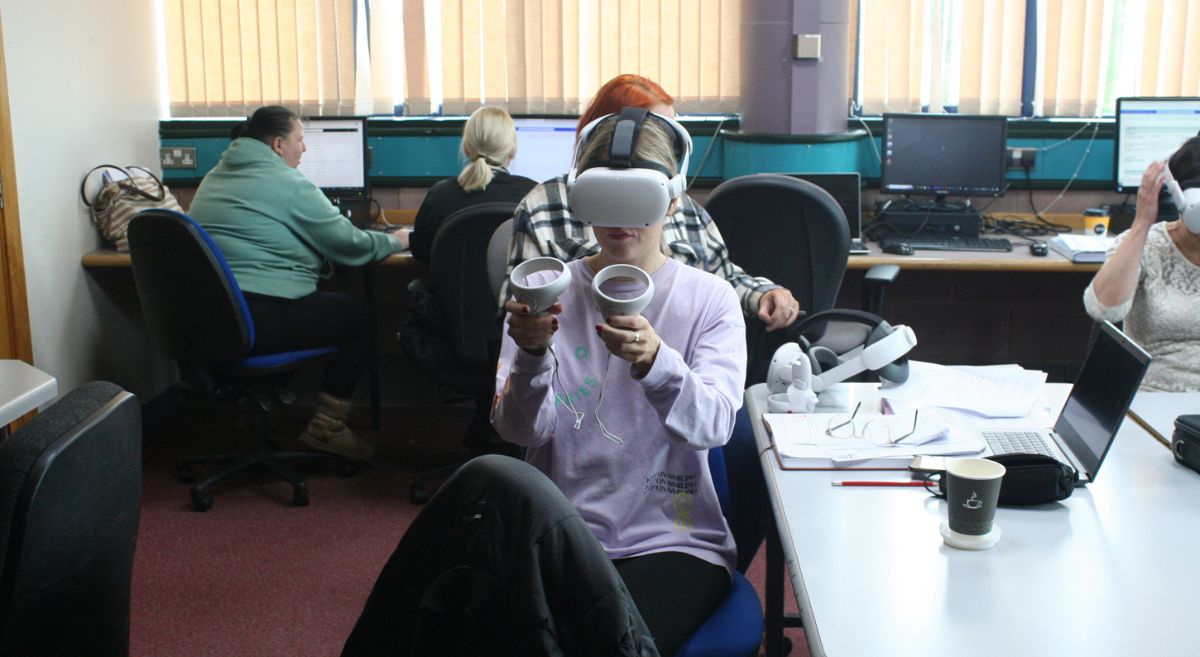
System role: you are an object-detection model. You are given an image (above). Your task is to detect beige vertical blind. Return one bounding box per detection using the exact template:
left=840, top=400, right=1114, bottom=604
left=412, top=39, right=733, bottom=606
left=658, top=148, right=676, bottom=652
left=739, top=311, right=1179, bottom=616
left=426, top=0, right=740, bottom=116
left=857, top=0, right=1025, bottom=115
left=1039, top=0, right=1200, bottom=116
left=163, top=0, right=361, bottom=117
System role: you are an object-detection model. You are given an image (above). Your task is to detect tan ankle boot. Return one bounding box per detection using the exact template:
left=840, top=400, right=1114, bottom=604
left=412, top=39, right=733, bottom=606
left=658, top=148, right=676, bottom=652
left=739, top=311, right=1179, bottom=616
left=298, top=393, right=375, bottom=461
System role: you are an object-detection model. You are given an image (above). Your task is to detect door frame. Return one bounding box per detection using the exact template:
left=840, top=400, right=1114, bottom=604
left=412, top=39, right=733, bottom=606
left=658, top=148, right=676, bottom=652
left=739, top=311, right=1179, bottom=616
left=0, top=15, right=33, bottom=363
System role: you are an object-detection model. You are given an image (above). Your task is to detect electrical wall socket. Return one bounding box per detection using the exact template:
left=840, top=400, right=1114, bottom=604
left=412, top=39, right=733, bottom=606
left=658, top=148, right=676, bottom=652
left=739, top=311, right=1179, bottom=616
left=161, top=146, right=196, bottom=169
left=1006, top=147, right=1036, bottom=169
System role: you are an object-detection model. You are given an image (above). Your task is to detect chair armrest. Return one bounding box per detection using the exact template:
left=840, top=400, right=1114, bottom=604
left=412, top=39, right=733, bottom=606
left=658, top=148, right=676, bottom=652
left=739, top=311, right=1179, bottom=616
left=862, top=264, right=901, bottom=316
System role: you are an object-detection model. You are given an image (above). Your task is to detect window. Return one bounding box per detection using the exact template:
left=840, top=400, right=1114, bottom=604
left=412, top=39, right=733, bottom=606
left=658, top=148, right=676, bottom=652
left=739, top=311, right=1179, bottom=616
left=854, top=0, right=1200, bottom=117
left=161, top=0, right=742, bottom=117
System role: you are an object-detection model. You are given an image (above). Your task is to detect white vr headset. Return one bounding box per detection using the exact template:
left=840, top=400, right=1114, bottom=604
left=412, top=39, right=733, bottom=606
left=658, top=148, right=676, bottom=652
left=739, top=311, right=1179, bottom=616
left=566, top=108, right=693, bottom=228
left=1162, top=159, right=1200, bottom=234
left=767, top=310, right=918, bottom=395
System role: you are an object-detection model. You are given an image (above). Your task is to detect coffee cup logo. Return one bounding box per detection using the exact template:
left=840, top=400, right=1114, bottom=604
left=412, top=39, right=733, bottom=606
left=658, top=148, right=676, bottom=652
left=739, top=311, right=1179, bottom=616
left=963, top=492, right=983, bottom=510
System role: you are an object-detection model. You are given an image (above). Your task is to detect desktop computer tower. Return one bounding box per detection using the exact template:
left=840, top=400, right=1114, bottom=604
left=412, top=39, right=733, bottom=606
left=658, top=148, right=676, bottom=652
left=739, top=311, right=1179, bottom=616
left=876, top=209, right=982, bottom=238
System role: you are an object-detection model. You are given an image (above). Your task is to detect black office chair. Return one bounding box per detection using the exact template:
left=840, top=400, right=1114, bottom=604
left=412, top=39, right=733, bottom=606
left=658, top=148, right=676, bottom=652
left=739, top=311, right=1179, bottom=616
left=0, top=381, right=141, bottom=657
left=705, top=174, right=854, bottom=383
left=402, top=202, right=516, bottom=503
left=127, top=209, right=352, bottom=512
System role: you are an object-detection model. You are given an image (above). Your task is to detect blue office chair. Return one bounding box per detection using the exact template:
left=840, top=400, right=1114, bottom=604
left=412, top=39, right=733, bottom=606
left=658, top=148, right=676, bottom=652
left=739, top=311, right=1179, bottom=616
left=675, top=446, right=765, bottom=657
left=127, top=209, right=352, bottom=512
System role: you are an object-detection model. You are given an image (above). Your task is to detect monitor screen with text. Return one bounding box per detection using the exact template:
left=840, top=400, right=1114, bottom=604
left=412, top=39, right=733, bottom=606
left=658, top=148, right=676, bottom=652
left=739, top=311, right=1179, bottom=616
left=1115, top=97, right=1200, bottom=193
left=508, top=117, right=578, bottom=184
left=298, top=117, right=369, bottom=198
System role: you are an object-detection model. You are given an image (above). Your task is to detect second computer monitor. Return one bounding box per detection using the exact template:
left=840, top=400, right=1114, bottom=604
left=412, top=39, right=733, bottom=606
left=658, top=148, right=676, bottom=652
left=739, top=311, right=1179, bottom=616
left=881, top=113, right=1008, bottom=198
left=1114, top=96, right=1200, bottom=193
left=788, top=172, right=862, bottom=238
left=298, top=117, right=369, bottom=200
left=508, top=117, right=578, bottom=184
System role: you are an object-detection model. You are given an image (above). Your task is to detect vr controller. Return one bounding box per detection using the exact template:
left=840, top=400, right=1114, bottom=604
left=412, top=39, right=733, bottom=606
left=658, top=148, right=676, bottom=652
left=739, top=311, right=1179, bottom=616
left=509, top=257, right=572, bottom=346
left=592, top=264, right=654, bottom=317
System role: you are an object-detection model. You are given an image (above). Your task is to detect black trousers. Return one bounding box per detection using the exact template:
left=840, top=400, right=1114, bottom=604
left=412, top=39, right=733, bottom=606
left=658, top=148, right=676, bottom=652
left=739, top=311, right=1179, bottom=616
left=243, top=291, right=374, bottom=399
left=614, top=552, right=730, bottom=657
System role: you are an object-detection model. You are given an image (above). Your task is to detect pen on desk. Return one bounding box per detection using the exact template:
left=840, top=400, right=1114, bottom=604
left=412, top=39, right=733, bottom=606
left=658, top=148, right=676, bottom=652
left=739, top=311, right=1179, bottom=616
left=831, top=480, right=929, bottom=487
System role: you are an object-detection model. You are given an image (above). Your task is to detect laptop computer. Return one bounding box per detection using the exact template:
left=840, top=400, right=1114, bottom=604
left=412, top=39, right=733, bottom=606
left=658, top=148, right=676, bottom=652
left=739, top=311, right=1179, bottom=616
left=788, top=173, right=868, bottom=255
left=975, top=321, right=1150, bottom=486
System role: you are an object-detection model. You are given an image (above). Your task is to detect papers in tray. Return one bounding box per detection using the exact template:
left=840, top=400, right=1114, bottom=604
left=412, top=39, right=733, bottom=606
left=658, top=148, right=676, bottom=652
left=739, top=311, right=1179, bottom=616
left=879, top=361, right=1047, bottom=418
left=762, top=411, right=985, bottom=469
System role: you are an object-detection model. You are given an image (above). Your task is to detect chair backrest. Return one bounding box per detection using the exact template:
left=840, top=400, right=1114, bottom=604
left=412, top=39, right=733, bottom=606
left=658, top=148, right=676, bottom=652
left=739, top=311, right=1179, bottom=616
left=486, top=217, right=514, bottom=302
left=127, top=209, right=254, bottom=364
left=0, top=381, right=141, bottom=657
left=429, top=202, right=518, bottom=371
left=705, top=173, right=850, bottom=317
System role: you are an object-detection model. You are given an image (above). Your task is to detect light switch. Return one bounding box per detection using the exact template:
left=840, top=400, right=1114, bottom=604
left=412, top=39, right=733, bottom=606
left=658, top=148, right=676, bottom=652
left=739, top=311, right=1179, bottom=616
left=794, top=34, right=821, bottom=60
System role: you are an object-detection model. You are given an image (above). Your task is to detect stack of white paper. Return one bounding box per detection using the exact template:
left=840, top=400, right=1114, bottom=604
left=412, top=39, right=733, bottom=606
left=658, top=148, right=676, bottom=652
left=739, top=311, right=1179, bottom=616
left=762, top=411, right=984, bottom=469
left=879, top=361, right=1047, bottom=418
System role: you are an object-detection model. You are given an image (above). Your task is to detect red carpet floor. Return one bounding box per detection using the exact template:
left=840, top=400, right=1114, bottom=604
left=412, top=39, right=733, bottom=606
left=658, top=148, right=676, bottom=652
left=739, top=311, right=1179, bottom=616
left=130, top=403, right=808, bottom=656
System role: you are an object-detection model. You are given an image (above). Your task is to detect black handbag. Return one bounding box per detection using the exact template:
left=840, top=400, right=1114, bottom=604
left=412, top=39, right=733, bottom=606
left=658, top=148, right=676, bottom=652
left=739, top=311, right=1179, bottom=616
left=926, top=453, right=1076, bottom=506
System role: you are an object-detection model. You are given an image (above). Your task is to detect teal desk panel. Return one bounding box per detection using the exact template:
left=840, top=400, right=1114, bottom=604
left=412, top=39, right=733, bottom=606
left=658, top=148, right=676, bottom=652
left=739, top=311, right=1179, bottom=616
left=369, top=135, right=462, bottom=178
left=722, top=136, right=864, bottom=178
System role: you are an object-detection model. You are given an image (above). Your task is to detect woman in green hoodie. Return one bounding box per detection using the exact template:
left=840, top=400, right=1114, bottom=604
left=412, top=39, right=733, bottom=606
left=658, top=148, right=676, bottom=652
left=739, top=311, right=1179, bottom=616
left=188, top=105, right=404, bottom=461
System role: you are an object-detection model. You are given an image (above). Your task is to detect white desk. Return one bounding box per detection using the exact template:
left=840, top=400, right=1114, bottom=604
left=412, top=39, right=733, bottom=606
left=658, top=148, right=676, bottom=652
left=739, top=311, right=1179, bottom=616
left=1129, top=391, right=1200, bottom=448
left=0, top=360, right=57, bottom=429
left=748, top=382, right=1200, bottom=657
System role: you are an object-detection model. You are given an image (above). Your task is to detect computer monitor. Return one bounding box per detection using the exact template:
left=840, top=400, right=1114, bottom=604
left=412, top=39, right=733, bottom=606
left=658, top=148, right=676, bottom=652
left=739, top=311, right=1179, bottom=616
left=787, top=173, right=862, bottom=238
left=880, top=114, right=1008, bottom=198
left=298, top=117, right=369, bottom=200
left=1114, top=97, right=1200, bottom=193
left=508, top=117, right=578, bottom=184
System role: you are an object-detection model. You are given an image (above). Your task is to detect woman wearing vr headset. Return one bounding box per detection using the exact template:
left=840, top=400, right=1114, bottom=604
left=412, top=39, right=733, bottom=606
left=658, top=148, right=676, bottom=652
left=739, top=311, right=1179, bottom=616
left=493, top=110, right=746, bottom=657
left=408, top=106, right=537, bottom=265
left=499, top=74, right=800, bottom=330
left=1084, top=136, right=1200, bottom=392
left=188, top=105, right=405, bottom=461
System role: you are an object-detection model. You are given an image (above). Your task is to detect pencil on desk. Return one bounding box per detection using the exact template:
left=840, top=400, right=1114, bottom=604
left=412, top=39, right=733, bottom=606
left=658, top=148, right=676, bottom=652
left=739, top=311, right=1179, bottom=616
left=831, top=480, right=929, bottom=487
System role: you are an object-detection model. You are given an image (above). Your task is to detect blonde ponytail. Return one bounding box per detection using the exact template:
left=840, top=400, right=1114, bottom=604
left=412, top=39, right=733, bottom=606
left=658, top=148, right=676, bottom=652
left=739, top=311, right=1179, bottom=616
left=456, top=106, right=518, bottom=192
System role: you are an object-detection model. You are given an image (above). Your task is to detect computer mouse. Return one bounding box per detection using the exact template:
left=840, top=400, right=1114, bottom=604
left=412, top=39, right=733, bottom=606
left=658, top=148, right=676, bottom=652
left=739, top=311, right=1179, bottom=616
left=1028, top=241, right=1048, bottom=256
left=882, top=242, right=914, bottom=256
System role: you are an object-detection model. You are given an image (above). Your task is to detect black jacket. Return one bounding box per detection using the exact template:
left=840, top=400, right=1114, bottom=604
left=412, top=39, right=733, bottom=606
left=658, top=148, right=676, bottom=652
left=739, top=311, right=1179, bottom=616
left=341, top=455, right=659, bottom=657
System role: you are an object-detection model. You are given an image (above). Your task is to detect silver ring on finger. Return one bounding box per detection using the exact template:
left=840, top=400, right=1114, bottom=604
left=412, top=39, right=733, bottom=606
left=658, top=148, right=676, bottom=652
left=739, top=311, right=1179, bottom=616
left=633, top=330, right=642, bottom=344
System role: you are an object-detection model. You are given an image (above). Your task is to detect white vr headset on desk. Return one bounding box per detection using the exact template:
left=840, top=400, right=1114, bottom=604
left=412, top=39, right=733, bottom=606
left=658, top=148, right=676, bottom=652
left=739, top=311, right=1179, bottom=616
left=767, top=309, right=917, bottom=411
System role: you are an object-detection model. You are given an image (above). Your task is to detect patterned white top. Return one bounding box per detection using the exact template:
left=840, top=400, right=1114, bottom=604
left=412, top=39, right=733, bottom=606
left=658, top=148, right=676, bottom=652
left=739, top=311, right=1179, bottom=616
left=1084, top=222, right=1200, bottom=392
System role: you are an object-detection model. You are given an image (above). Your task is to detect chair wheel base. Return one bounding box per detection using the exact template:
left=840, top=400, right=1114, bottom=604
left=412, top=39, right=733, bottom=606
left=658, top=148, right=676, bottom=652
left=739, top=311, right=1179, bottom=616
left=190, top=488, right=214, bottom=512
left=409, top=483, right=431, bottom=504
left=292, top=483, right=311, bottom=506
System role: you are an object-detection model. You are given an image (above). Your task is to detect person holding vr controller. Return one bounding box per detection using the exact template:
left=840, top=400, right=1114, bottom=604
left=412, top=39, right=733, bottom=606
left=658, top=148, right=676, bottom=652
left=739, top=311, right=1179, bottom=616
left=493, top=108, right=746, bottom=657
left=500, top=73, right=781, bottom=573
left=1084, top=136, right=1200, bottom=392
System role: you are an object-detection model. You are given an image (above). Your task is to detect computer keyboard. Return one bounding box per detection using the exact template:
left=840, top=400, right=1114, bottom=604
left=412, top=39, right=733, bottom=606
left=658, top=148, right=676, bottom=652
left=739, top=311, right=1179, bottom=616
left=879, top=236, right=1013, bottom=253
left=982, top=430, right=1056, bottom=458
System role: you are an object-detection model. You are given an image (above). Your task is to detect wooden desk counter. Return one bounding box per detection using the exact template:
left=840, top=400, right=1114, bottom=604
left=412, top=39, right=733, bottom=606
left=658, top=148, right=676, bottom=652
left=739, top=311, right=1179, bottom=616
left=848, top=243, right=1101, bottom=272
left=83, top=249, right=419, bottom=269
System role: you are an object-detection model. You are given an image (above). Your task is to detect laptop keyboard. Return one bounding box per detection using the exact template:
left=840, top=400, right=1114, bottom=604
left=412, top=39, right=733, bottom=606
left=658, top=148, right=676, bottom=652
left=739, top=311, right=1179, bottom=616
left=982, top=430, right=1057, bottom=458
left=879, top=236, right=1013, bottom=252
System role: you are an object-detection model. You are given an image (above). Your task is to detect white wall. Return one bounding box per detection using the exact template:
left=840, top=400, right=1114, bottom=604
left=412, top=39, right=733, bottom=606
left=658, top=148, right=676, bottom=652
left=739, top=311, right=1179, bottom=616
left=1, top=0, right=174, bottom=401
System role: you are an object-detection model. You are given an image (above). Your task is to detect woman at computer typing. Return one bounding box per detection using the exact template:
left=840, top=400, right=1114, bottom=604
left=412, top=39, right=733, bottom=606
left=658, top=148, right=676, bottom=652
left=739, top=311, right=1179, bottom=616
left=493, top=109, right=744, bottom=657
left=1083, top=136, right=1200, bottom=392
left=408, top=106, right=536, bottom=266
left=188, top=105, right=405, bottom=460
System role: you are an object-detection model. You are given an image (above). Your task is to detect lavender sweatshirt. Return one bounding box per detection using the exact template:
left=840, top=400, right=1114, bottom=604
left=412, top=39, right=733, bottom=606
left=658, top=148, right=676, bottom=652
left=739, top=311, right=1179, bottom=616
left=492, top=258, right=746, bottom=572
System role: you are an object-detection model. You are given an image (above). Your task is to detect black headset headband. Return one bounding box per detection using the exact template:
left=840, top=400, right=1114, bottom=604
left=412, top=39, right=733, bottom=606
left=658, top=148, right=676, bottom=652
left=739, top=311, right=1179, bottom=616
left=583, top=107, right=681, bottom=178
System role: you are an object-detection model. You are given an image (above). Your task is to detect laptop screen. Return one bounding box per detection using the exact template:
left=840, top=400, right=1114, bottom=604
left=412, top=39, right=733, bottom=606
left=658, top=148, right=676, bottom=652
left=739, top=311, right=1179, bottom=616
left=1054, top=322, right=1151, bottom=479
left=787, top=173, right=862, bottom=239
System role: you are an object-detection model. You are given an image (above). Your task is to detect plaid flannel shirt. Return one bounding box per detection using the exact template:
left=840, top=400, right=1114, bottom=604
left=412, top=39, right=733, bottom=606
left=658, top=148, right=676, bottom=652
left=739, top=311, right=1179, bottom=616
left=499, top=175, right=778, bottom=316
